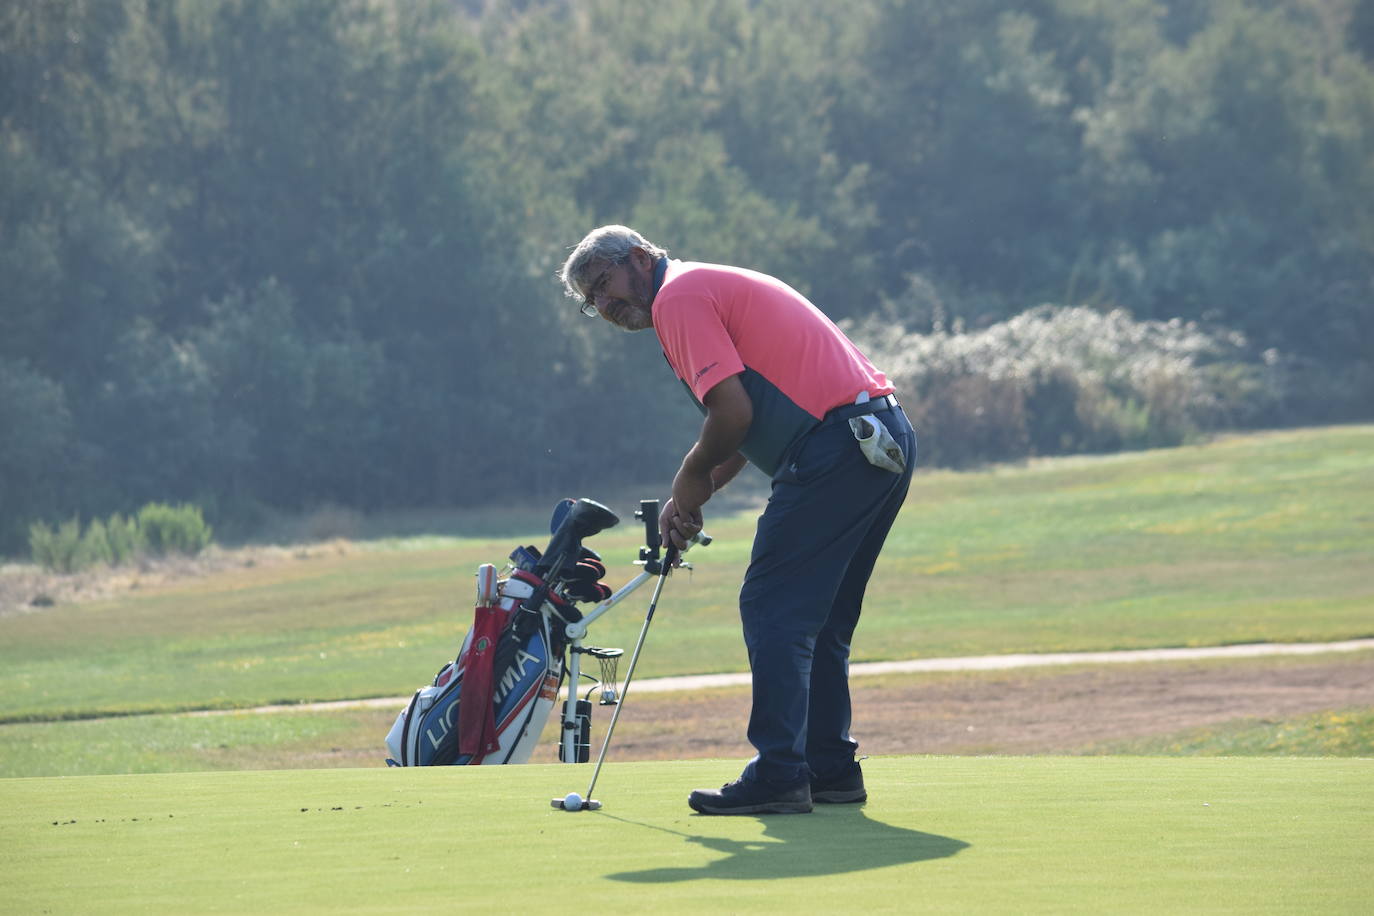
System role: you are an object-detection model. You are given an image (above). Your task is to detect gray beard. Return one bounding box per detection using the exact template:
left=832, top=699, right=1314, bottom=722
left=618, top=268, right=655, bottom=331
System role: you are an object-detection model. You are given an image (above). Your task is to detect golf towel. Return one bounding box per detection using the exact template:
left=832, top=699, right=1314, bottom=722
left=457, top=605, right=506, bottom=756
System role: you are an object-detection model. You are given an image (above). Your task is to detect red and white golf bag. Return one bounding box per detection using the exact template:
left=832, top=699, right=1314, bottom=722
left=385, top=498, right=621, bottom=766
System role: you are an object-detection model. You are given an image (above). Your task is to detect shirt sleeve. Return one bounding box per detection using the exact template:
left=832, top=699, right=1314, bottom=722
left=654, top=289, right=745, bottom=402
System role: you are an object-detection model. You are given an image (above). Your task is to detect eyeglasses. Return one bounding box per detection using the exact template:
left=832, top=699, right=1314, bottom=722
left=580, top=264, right=613, bottom=318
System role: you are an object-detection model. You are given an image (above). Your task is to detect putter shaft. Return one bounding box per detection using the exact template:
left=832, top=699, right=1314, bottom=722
left=582, top=562, right=672, bottom=801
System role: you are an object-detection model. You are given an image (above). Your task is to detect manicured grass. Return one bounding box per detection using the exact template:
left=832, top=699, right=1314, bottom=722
left=3, top=756, right=1370, bottom=913
left=2, top=425, right=1371, bottom=723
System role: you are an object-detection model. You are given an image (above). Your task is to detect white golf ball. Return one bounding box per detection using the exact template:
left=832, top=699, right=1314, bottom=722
left=563, top=792, right=582, bottom=810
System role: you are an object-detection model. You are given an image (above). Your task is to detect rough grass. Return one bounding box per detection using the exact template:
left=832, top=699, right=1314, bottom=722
left=0, top=709, right=383, bottom=777
left=1093, top=707, right=1374, bottom=757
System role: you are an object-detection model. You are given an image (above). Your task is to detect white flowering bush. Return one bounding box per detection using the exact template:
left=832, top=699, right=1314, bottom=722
left=850, top=305, right=1282, bottom=467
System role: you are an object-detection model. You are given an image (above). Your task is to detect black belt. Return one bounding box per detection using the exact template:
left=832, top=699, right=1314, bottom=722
left=822, top=394, right=900, bottom=425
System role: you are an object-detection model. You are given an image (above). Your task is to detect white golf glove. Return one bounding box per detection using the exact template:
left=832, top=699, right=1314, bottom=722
left=849, top=414, right=906, bottom=474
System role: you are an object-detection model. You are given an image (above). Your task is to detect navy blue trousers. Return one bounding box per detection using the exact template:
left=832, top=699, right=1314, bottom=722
left=738, top=405, right=915, bottom=786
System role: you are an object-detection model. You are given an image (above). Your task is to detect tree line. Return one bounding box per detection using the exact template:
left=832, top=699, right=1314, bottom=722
left=2, top=0, right=1372, bottom=554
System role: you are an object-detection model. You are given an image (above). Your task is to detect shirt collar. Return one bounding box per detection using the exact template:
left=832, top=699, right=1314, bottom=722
left=651, top=256, right=668, bottom=303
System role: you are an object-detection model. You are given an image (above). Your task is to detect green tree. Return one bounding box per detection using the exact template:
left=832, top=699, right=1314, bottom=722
left=1076, top=2, right=1374, bottom=367
left=0, top=360, right=74, bottom=553
left=84, top=322, right=220, bottom=514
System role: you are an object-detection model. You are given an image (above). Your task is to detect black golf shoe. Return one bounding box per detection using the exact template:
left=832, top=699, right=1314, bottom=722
left=810, top=761, right=867, bottom=804
left=688, top=777, right=813, bottom=815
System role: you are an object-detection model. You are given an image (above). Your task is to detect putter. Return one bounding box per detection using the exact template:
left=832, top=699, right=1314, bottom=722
left=552, top=514, right=686, bottom=812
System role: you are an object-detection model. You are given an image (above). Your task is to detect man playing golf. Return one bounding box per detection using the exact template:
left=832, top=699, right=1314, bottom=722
left=560, top=226, right=916, bottom=814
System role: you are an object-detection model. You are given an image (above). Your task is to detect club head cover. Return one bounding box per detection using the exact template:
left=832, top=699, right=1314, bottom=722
left=563, top=580, right=613, bottom=604
left=549, top=498, right=577, bottom=535
left=566, top=556, right=606, bottom=582
left=557, top=555, right=608, bottom=603
left=555, top=558, right=605, bottom=588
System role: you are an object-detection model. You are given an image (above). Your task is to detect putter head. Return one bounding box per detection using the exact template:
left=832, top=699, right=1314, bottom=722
left=549, top=797, right=603, bottom=811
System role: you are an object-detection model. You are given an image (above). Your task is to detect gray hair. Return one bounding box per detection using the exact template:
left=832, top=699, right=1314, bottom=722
left=558, top=225, right=668, bottom=301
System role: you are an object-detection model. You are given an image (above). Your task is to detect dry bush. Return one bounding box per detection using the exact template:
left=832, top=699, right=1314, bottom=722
left=850, top=305, right=1283, bottom=467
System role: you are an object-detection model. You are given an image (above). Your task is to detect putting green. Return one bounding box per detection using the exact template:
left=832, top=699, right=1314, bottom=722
left=2, top=756, right=1369, bottom=912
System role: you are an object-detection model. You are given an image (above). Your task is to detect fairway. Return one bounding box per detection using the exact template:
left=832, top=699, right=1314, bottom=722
left=3, top=756, right=1370, bottom=913
left=3, top=425, right=1372, bottom=726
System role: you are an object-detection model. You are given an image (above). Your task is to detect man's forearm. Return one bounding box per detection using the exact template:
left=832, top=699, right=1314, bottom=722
left=710, top=452, right=748, bottom=491
left=662, top=376, right=752, bottom=549
left=673, top=418, right=744, bottom=518
left=679, top=378, right=752, bottom=493
left=682, top=414, right=747, bottom=478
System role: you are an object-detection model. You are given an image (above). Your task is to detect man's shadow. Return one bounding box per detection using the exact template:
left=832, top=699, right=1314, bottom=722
left=603, top=808, right=970, bottom=883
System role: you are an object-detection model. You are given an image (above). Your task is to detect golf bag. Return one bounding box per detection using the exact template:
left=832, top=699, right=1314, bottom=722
left=385, top=498, right=624, bottom=767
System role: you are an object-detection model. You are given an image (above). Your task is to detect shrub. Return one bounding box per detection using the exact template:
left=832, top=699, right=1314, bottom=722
left=1022, top=367, right=1087, bottom=454
left=27, top=504, right=211, bottom=571
left=136, top=503, right=213, bottom=557
left=29, top=518, right=84, bottom=574
left=78, top=519, right=114, bottom=568
left=904, top=371, right=1029, bottom=468
left=104, top=513, right=145, bottom=565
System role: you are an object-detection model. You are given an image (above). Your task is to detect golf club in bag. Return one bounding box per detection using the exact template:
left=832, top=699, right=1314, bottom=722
left=385, top=498, right=705, bottom=772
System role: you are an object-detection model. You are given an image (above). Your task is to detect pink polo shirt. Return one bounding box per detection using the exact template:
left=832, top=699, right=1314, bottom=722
left=652, top=259, right=893, bottom=475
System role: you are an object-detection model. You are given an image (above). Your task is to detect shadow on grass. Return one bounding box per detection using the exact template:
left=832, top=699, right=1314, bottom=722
left=602, top=807, right=969, bottom=882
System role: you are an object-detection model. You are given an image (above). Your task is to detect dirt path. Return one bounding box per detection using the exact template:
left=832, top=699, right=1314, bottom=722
left=528, top=646, right=1374, bottom=763
left=615, top=638, right=1374, bottom=692
left=217, top=638, right=1374, bottom=716
left=216, top=641, right=1374, bottom=767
